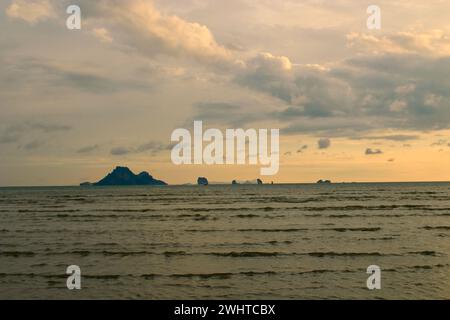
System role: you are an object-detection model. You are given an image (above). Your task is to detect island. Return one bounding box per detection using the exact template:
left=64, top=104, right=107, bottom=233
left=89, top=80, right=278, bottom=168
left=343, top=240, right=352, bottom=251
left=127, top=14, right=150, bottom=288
left=231, top=179, right=263, bottom=185
left=197, top=177, right=209, bottom=186
left=317, top=179, right=332, bottom=184
left=80, top=166, right=167, bottom=186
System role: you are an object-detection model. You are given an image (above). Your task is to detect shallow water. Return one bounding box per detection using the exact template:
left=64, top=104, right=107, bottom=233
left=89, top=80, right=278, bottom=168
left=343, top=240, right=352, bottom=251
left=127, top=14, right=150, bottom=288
left=0, top=183, right=449, bottom=299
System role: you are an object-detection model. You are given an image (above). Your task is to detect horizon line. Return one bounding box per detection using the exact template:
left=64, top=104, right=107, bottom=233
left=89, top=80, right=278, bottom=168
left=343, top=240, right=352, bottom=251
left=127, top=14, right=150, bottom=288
left=1, top=179, right=450, bottom=188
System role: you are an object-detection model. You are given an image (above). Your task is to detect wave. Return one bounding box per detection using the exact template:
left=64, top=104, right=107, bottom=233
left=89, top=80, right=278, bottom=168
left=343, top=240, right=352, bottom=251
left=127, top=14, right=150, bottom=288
left=95, top=208, right=157, bottom=213
left=163, top=251, right=189, bottom=257
left=187, top=227, right=376, bottom=233
left=209, top=251, right=282, bottom=257
left=237, top=228, right=308, bottom=232
left=44, top=250, right=154, bottom=257
left=210, top=240, right=293, bottom=247
left=411, top=264, right=446, bottom=270
left=17, top=209, right=81, bottom=213
left=184, top=228, right=309, bottom=233
left=141, top=271, right=276, bottom=279
left=206, top=251, right=396, bottom=258
left=83, top=274, right=121, bottom=279
left=38, top=250, right=394, bottom=258
left=140, top=269, right=361, bottom=280
left=171, top=272, right=235, bottom=279
left=52, top=213, right=166, bottom=219
left=175, top=206, right=278, bottom=212
left=304, top=204, right=431, bottom=212
left=326, top=214, right=404, bottom=218
left=0, top=251, right=35, bottom=257
left=407, top=251, right=438, bottom=256
left=306, top=251, right=385, bottom=257
left=173, top=204, right=433, bottom=213
left=0, top=272, right=121, bottom=280
left=233, top=214, right=260, bottom=218
left=8, top=265, right=445, bottom=283
left=365, top=237, right=397, bottom=241
left=325, top=227, right=381, bottom=232
left=422, top=226, right=450, bottom=230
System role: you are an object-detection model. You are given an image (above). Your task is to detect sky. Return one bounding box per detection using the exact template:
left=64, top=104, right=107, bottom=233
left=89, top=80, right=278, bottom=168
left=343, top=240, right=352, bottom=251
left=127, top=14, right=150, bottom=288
left=1, top=0, right=450, bottom=186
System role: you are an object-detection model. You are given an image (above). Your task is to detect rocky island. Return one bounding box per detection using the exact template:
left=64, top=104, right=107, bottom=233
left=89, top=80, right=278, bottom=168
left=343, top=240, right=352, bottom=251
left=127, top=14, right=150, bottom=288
left=231, top=179, right=263, bottom=185
left=81, top=166, right=167, bottom=186
left=197, top=177, right=209, bottom=186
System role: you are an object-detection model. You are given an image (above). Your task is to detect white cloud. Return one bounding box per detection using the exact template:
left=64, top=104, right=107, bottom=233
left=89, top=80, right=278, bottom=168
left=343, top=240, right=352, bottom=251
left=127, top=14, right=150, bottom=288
left=424, top=93, right=442, bottom=108
left=347, top=30, right=450, bottom=56
left=6, top=0, right=55, bottom=24
left=92, top=28, right=113, bottom=43
left=395, top=84, right=416, bottom=95
left=247, top=52, right=293, bottom=73
left=93, top=0, right=238, bottom=67
left=389, top=100, right=408, bottom=112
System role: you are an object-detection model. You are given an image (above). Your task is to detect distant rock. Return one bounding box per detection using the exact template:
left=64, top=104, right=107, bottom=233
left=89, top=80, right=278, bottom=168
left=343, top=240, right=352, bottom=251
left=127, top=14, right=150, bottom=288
left=92, top=166, right=167, bottom=186
left=231, top=179, right=263, bottom=185
left=317, top=179, right=331, bottom=184
left=197, top=177, right=209, bottom=186
left=79, top=182, right=93, bottom=187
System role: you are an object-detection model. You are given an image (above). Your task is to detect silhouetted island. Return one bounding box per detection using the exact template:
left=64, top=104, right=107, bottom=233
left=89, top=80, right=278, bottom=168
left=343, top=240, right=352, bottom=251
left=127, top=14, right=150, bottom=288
left=317, top=179, right=332, bottom=184
left=231, top=179, right=264, bottom=185
left=81, top=166, right=167, bottom=186
left=197, top=177, right=209, bottom=186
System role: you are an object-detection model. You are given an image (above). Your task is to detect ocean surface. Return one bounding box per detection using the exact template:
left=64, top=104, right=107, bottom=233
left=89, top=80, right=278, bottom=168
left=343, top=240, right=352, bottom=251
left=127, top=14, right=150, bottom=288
left=0, top=183, right=449, bottom=299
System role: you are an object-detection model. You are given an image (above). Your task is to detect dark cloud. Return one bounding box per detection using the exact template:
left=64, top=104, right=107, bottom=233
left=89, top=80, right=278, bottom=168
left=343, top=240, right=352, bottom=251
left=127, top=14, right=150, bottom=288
left=2, top=57, right=149, bottom=94
left=135, top=141, right=173, bottom=155
left=0, top=122, right=71, bottom=145
left=431, top=139, right=447, bottom=146
left=365, top=148, right=383, bottom=155
left=0, top=132, right=21, bottom=144
left=22, top=140, right=44, bottom=151
left=29, top=123, right=71, bottom=133
left=318, top=138, right=331, bottom=149
left=235, top=53, right=295, bottom=104
left=297, top=145, right=308, bottom=153
left=283, top=117, right=374, bottom=136
left=110, top=141, right=172, bottom=156
left=350, top=135, right=419, bottom=141
left=192, top=102, right=263, bottom=127
left=77, top=145, right=100, bottom=154
left=233, top=52, right=450, bottom=136
left=0, top=124, right=28, bottom=145
left=110, top=147, right=131, bottom=156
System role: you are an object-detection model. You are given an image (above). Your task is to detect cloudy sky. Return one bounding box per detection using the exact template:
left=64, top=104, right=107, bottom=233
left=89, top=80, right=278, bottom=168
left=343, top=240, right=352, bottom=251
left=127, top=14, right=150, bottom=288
left=1, top=0, right=450, bottom=186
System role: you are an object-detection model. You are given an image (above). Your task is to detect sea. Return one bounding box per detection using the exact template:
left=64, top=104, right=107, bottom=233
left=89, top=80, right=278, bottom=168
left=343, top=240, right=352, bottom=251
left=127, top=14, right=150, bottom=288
left=0, top=182, right=449, bottom=299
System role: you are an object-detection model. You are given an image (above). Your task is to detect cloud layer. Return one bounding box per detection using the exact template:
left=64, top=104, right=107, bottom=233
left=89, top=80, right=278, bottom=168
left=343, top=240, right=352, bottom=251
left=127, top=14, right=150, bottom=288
left=6, top=0, right=55, bottom=24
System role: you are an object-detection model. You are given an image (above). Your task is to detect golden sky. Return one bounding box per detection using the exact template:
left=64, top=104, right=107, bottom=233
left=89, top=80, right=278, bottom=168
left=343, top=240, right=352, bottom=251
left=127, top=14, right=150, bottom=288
left=1, top=0, right=450, bottom=185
